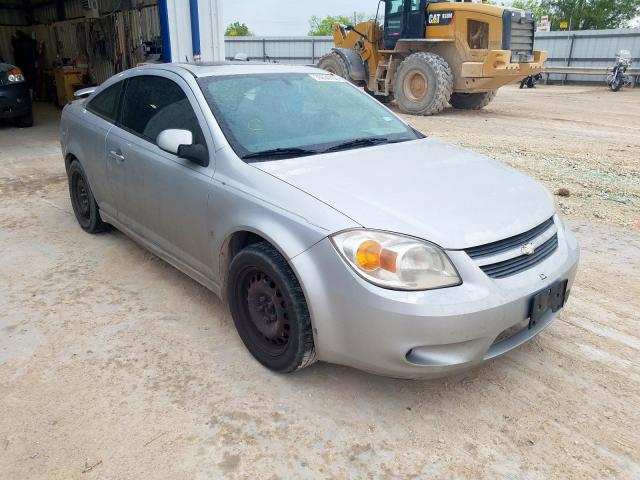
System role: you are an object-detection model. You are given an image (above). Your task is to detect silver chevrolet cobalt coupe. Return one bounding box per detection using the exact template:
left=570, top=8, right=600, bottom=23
left=60, top=63, right=579, bottom=378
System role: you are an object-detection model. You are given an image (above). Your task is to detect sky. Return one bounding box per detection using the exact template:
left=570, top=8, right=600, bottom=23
left=222, top=0, right=380, bottom=36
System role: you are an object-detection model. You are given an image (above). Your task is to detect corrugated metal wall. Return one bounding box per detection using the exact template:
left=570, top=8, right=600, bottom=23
left=536, top=29, right=640, bottom=82
left=226, top=30, right=640, bottom=83
left=0, top=26, right=20, bottom=63
left=1, top=4, right=160, bottom=83
left=31, top=0, right=157, bottom=24
left=0, top=8, right=27, bottom=26
left=225, top=36, right=334, bottom=65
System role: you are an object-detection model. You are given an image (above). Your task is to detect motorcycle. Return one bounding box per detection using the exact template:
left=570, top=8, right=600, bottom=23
left=519, top=73, right=542, bottom=89
left=606, top=50, right=632, bottom=92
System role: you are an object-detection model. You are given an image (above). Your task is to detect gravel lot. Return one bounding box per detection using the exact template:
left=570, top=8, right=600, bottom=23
left=1, top=85, right=639, bottom=479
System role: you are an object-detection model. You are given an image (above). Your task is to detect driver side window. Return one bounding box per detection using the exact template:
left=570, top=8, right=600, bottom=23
left=119, top=75, right=204, bottom=146
left=388, top=0, right=404, bottom=15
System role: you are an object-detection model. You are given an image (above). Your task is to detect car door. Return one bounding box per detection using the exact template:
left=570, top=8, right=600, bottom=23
left=78, top=80, right=124, bottom=218
left=105, top=72, right=215, bottom=278
left=405, top=0, right=427, bottom=39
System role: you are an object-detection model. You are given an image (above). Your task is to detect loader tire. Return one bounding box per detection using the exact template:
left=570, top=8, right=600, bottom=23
left=317, top=51, right=349, bottom=79
left=449, top=90, right=497, bottom=110
left=394, top=52, right=453, bottom=116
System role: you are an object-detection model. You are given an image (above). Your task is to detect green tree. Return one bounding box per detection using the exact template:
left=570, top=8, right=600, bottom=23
left=225, top=21, right=252, bottom=36
left=512, top=0, right=640, bottom=30
left=308, top=13, right=369, bottom=36
left=512, top=0, right=548, bottom=20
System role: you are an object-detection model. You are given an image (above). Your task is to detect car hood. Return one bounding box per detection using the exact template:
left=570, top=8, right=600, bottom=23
left=253, top=138, right=555, bottom=249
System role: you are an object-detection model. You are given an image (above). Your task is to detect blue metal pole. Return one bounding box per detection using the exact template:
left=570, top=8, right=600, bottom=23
left=158, top=0, right=172, bottom=62
left=189, top=0, right=201, bottom=61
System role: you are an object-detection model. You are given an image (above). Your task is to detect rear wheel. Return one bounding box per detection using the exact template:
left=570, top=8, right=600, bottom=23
left=227, top=242, right=316, bottom=373
left=317, top=51, right=349, bottom=79
left=449, top=90, right=497, bottom=110
left=394, top=52, right=453, bottom=116
left=67, top=160, right=109, bottom=233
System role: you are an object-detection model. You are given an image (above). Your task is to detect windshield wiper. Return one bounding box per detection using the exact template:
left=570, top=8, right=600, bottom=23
left=321, top=137, right=406, bottom=153
left=242, top=147, right=318, bottom=161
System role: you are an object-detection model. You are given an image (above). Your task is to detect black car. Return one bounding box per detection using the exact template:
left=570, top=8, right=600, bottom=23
left=0, top=62, right=33, bottom=127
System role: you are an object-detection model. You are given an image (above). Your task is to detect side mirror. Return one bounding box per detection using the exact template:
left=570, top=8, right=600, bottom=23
left=74, top=87, right=96, bottom=99
left=157, top=129, right=193, bottom=154
left=156, top=129, right=209, bottom=167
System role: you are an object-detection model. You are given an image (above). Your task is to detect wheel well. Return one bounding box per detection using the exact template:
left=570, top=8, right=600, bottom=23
left=220, top=230, right=269, bottom=291
left=64, top=153, right=77, bottom=173
left=228, top=231, right=267, bottom=259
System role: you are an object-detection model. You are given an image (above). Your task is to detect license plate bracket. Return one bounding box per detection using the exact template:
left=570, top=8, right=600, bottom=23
left=529, top=279, right=568, bottom=328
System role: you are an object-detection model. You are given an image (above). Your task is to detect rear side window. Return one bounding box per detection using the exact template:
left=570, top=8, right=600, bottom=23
left=119, top=75, right=203, bottom=144
left=86, top=81, right=123, bottom=122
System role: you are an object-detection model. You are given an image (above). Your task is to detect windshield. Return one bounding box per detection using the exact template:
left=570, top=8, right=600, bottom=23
left=197, top=72, right=420, bottom=160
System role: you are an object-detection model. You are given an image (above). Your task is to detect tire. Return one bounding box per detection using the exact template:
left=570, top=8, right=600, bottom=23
left=610, top=77, right=622, bottom=92
left=317, top=51, right=349, bottom=79
left=67, top=159, right=109, bottom=233
left=394, top=52, right=453, bottom=116
left=449, top=90, right=497, bottom=110
left=227, top=242, right=317, bottom=373
left=14, top=110, right=33, bottom=128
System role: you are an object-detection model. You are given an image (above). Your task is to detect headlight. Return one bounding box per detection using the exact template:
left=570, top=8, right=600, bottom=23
left=331, top=230, right=461, bottom=291
left=7, top=69, right=25, bottom=83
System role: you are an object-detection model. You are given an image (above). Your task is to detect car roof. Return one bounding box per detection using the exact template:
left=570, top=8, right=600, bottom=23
left=141, top=61, right=323, bottom=78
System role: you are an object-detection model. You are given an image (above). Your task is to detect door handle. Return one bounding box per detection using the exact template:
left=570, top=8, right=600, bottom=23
left=109, top=150, right=125, bottom=163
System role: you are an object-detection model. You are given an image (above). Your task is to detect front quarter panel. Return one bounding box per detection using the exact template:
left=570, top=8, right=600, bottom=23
left=209, top=147, right=359, bottom=286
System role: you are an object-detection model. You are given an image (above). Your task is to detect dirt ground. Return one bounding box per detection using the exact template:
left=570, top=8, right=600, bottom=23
left=1, top=85, right=639, bottom=479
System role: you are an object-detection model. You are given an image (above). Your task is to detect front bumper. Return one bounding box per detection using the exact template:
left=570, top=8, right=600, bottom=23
left=459, top=50, right=548, bottom=91
left=291, top=216, right=579, bottom=379
left=0, top=83, right=32, bottom=120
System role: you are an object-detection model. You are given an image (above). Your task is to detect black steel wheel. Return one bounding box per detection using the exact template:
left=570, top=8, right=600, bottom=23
left=67, top=159, right=109, bottom=233
left=227, top=242, right=316, bottom=373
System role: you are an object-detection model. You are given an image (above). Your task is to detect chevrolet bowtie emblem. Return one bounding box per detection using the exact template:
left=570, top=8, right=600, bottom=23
left=521, top=242, right=536, bottom=255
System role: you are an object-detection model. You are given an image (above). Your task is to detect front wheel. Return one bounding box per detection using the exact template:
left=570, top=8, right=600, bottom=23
left=394, top=52, right=453, bottom=116
left=227, top=242, right=316, bottom=373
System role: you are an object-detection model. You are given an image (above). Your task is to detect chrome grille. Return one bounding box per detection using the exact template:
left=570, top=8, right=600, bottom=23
left=465, top=217, right=559, bottom=279
left=466, top=217, right=554, bottom=259
left=479, top=234, right=558, bottom=279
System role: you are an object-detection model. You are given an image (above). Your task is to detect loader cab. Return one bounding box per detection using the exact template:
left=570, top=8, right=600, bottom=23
left=383, top=0, right=429, bottom=49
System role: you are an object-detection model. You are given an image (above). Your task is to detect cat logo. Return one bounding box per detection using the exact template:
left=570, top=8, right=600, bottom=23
left=428, top=11, right=454, bottom=26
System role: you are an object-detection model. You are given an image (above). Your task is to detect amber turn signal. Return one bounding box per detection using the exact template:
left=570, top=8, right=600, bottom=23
left=355, top=240, right=397, bottom=272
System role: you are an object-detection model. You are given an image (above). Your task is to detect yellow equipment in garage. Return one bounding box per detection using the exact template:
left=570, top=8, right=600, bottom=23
left=318, top=0, right=547, bottom=115
left=54, top=67, right=87, bottom=106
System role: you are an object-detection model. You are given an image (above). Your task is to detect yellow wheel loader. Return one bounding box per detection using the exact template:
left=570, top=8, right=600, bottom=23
left=318, top=0, right=547, bottom=115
